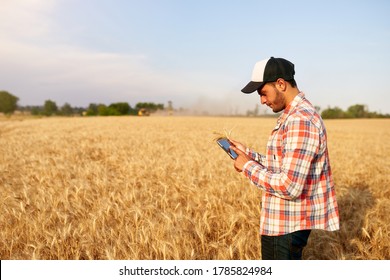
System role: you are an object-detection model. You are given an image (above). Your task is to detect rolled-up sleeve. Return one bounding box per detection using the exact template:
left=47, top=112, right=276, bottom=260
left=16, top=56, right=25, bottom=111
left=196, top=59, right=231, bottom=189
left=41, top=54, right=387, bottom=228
left=242, top=117, right=320, bottom=200
left=245, top=147, right=266, bottom=165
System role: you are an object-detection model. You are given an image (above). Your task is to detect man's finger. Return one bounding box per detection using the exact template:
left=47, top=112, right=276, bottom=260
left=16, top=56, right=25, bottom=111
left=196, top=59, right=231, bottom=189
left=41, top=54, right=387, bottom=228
left=230, top=145, right=242, bottom=155
left=230, top=145, right=238, bottom=153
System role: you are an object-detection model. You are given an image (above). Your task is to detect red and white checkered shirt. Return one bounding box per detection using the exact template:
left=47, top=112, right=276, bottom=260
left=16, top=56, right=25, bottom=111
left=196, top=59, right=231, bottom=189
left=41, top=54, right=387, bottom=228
left=243, top=92, right=340, bottom=236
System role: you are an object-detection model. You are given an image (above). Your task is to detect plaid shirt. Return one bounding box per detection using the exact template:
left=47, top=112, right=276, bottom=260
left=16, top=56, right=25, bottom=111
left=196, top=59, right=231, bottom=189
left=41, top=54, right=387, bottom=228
left=243, top=92, right=340, bottom=236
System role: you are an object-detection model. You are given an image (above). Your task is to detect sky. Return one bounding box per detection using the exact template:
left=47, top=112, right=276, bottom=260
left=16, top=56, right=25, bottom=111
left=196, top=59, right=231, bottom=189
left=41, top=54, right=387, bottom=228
left=1, top=0, right=390, bottom=115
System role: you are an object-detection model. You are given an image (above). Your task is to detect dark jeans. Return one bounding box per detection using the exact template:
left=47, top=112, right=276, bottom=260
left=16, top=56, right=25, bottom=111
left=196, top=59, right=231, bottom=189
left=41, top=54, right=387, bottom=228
left=261, top=230, right=311, bottom=260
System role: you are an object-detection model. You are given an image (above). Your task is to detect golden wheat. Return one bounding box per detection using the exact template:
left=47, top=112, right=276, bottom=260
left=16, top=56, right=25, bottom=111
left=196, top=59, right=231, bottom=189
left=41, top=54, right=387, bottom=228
left=0, top=116, right=389, bottom=259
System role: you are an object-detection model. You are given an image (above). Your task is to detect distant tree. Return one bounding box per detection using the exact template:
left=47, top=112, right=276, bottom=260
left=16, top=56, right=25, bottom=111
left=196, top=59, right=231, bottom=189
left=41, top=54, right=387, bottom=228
left=0, top=91, right=19, bottom=115
left=321, top=106, right=345, bottom=119
left=108, top=102, right=130, bottom=115
left=72, top=106, right=85, bottom=116
left=86, top=103, right=98, bottom=116
left=107, top=107, right=121, bottom=116
left=346, top=104, right=368, bottom=118
left=29, top=106, right=43, bottom=115
left=85, top=102, right=136, bottom=116
left=129, top=105, right=138, bottom=115
left=60, top=103, right=74, bottom=116
left=43, top=100, right=58, bottom=116
left=97, top=104, right=110, bottom=116
left=135, top=102, right=164, bottom=113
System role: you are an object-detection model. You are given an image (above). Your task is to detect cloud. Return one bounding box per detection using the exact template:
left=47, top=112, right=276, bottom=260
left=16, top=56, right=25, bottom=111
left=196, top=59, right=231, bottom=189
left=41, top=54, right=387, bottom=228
left=0, top=36, right=155, bottom=104
left=0, top=0, right=204, bottom=106
left=0, top=0, right=255, bottom=113
left=0, top=0, right=56, bottom=39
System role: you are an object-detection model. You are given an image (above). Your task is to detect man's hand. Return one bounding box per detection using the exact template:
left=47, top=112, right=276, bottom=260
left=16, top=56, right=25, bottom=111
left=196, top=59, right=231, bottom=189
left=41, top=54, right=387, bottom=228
left=229, top=139, right=252, bottom=172
left=228, top=139, right=247, bottom=153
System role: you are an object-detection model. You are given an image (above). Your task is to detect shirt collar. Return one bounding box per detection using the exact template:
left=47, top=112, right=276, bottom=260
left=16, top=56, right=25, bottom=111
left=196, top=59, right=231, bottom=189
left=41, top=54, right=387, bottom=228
left=277, top=92, right=305, bottom=124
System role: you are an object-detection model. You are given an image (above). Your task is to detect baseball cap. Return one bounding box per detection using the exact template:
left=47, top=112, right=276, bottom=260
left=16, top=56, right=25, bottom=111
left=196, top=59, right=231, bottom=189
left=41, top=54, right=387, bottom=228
left=241, top=57, right=295, bottom=94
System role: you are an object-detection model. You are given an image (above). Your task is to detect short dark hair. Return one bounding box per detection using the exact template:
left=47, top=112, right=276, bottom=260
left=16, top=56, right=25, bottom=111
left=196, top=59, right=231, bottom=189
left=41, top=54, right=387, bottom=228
left=286, top=79, right=297, bottom=88
left=270, top=79, right=297, bottom=89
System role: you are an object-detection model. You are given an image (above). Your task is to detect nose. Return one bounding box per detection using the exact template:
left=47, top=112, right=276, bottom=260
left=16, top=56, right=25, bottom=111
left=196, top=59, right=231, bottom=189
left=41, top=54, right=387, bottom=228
left=260, top=95, right=267, bottom=105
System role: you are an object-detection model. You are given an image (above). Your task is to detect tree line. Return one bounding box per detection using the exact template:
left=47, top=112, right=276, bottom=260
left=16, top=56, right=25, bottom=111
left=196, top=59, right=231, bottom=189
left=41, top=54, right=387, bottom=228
left=320, top=104, right=389, bottom=119
left=1, top=90, right=389, bottom=118
left=0, top=91, right=165, bottom=116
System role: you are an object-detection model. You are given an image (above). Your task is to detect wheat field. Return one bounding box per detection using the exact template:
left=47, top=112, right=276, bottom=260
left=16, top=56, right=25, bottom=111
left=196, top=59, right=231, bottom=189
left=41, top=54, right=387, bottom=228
left=0, top=116, right=389, bottom=260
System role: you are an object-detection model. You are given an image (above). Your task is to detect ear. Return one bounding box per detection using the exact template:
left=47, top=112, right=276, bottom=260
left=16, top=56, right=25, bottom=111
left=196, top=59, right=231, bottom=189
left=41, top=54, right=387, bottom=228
left=276, top=78, right=287, bottom=91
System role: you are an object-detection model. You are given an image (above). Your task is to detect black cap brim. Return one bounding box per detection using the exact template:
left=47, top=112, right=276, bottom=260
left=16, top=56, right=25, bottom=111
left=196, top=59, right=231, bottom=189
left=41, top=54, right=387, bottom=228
left=241, top=81, right=265, bottom=94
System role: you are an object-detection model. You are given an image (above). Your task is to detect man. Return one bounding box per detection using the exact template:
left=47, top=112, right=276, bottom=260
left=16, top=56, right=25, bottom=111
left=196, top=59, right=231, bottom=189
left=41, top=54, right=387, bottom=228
left=230, top=57, right=340, bottom=260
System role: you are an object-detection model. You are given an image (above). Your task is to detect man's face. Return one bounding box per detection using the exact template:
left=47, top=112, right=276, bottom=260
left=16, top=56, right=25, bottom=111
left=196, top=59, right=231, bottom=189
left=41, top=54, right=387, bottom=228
left=257, top=82, right=286, bottom=113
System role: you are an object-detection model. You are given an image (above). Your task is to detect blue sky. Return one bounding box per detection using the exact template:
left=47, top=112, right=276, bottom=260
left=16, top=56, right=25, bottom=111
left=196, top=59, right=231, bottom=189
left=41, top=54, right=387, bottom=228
left=1, top=0, right=389, bottom=114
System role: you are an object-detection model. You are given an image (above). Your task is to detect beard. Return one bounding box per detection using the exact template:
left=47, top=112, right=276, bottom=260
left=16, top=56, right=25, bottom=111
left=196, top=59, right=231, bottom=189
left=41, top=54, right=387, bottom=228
left=270, top=87, right=286, bottom=113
